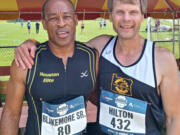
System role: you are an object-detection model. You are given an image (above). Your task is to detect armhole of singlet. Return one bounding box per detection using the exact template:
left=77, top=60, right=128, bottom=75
left=100, top=36, right=115, bottom=56
left=152, top=42, right=158, bottom=88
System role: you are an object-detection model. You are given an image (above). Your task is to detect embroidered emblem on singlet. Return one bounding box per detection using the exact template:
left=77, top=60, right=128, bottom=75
left=111, top=74, right=133, bottom=96
left=41, top=96, right=87, bottom=135
left=99, top=90, right=147, bottom=135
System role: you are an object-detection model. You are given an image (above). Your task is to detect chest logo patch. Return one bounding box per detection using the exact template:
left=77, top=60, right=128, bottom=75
left=111, top=74, right=133, bottom=96
left=80, top=70, right=88, bottom=78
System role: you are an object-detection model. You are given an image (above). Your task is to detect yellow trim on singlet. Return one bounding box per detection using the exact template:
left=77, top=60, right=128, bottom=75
left=28, top=47, right=47, bottom=135
left=37, top=44, right=46, bottom=50
left=77, top=47, right=95, bottom=87
left=27, top=69, right=31, bottom=84
left=76, top=44, right=96, bottom=83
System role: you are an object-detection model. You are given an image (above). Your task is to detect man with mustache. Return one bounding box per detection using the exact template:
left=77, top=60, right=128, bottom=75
left=0, top=0, right=98, bottom=134
left=14, top=0, right=180, bottom=135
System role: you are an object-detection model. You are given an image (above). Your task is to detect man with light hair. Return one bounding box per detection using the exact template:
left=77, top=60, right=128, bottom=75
left=14, top=0, right=180, bottom=134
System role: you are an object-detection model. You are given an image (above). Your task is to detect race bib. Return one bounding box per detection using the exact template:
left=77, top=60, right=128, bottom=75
left=41, top=96, right=87, bottom=135
left=99, top=90, right=147, bottom=135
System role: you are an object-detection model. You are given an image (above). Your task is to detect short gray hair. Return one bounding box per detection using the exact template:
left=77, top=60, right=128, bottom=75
left=42, top=0, right=75, bottom=19
left=108, top=0, right=147, bottom=14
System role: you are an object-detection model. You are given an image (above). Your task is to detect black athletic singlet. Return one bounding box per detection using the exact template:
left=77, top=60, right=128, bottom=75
left=24, top=41, right=96, bottom=135
left=97, top=36, right=165, bottom=135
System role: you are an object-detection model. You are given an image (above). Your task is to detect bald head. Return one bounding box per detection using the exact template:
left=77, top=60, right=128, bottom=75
left=42, top=0, right=75, bottom=19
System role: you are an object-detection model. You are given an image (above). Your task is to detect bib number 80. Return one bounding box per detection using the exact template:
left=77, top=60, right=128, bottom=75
left=111, top=117, right=130, bottom=131
left=58, top=125, right=71, bottom=135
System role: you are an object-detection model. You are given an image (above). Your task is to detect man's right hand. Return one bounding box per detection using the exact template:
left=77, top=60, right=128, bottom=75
left=14, top=39, right=37, bottom=69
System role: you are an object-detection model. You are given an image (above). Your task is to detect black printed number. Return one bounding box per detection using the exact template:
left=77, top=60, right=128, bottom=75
left=111, top=117, right=116, bottom=128
left=110, top=117, right=130, bottom=131
left=124, top=120, right=130, bottom=131
left=58, top=125, right=71, bottom=135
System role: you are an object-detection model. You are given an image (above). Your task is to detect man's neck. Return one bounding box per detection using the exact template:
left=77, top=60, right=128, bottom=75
left=49, top=41, right=75, bottom=66
left=117, top=36, right=144, bottom=53
left=115, top=36, right=145, bottom=66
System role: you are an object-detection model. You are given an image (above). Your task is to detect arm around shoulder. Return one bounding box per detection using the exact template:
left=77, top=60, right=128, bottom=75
left=14, top=39, right=38, bottom=69
left=85, top=34, right=112, bottom=54
left=0, top=61, right=27, bottom=135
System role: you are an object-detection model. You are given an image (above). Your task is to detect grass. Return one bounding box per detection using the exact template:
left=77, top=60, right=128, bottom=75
left=0, top=19, right=180, bottom=67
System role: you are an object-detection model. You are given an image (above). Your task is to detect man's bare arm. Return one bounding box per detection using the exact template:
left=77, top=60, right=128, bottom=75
left=14, top=35, right=112, bottom=70
left=84, top=34, right=112, bottom=54
left=0, top=61, right=27, bottom=135
left=155, top=47, right=180, bottom=135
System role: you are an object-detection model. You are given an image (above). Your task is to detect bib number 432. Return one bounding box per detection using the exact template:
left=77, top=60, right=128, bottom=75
left=58, top=125, right=71, bottom=135
left=111, top=117, right=130, bottom=131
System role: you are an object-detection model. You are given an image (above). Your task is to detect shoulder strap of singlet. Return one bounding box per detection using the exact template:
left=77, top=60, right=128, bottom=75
left=100, top=36, right=116, bottom=56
